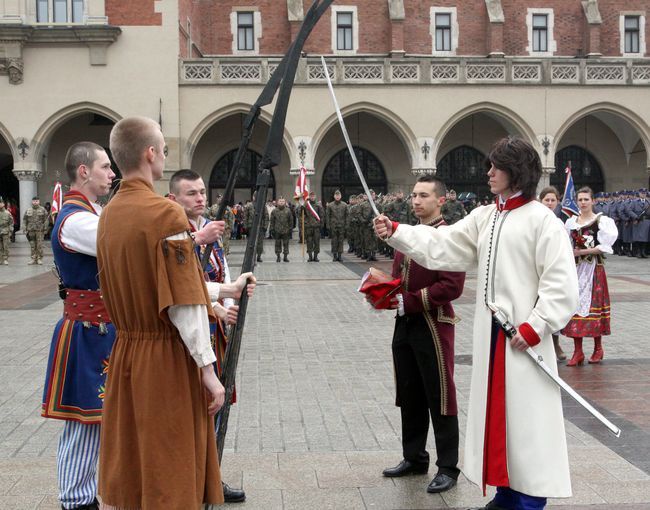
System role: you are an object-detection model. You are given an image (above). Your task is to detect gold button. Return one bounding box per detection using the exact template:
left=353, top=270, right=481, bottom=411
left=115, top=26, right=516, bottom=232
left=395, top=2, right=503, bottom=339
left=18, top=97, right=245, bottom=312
left=89, top=304, right=94, bottom=309
left=78, top=313, right=83, bottom=318
left=80, top=294, right=85, bottom=298
left=97, top=314, right=102, bottom=318
left=72, top=303, right=77, bottom=307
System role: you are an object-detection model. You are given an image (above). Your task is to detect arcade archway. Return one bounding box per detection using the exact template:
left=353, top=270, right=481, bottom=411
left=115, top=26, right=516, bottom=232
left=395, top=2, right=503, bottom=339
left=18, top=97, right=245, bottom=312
left=209, top=148, right=276, bottom=205
left=321, top=146, right=387, bottom=202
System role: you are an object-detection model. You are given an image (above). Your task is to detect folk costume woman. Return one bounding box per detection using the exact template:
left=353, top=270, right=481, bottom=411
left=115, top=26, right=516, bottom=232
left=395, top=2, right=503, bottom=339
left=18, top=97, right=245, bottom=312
left=374, top=137, right=579, bottom=510
left=538, top=186, right=567, bottom=362
left=562, top=187, right=618, bottom=366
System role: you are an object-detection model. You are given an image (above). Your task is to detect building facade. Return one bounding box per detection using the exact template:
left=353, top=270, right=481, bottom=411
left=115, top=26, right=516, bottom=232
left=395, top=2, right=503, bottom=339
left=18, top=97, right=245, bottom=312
left=0, top=0, right=649, bottom=217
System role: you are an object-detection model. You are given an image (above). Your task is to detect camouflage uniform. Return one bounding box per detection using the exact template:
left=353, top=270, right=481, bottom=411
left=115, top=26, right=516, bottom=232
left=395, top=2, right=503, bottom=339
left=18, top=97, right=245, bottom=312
left=0, top=207, right=13, bottom=264
left=244, top=201, right=269, bottom=261
left=208, top=204, right=235, bottom=255
left=360, top=196, right=378, bottom=261
left=270, top=204, right=293, bottom=261
left=23, top=203, right=48, bottom=264
left=441, top=199, right=466, bottom=225
left=326, top=199, right=348, bottom=261
left=298, top=200, right=325, bottom=261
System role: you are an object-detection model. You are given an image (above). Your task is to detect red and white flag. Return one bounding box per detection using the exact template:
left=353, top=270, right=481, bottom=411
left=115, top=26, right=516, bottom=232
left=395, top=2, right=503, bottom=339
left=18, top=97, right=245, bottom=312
left=293, top=166, right=309, bottom=204
left=51, top=182, right=63, bottom=215
left=293, top=166, right=320, bottom=221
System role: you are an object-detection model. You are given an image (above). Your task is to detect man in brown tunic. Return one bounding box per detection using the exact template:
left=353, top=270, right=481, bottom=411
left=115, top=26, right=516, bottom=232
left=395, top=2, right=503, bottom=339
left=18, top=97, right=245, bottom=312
left=97, top=117, right=255, bottom=509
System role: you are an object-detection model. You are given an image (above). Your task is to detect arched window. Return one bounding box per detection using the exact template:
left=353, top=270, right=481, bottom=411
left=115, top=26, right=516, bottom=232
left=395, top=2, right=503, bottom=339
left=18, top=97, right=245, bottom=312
left=552, top=146, right=604, bottom=193
left=436, top=145, right=488, bottom=199
left=209, top=149, right=275, bottom=205
left=321, top=146, right=387, bottom=202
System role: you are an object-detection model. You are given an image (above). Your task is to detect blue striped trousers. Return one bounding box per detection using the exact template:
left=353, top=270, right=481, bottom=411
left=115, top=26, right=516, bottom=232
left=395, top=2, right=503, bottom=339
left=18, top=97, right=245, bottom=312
left=57, top=421, right=101, bottom=509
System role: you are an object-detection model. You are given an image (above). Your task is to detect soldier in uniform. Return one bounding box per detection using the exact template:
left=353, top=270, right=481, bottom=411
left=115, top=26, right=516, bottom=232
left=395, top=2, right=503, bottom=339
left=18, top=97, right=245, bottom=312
left=23, top=196, right=48, bottom=264
left=441, top=189, right=466, bottom=225
left=0, top=197, right=13, bottom=265
left=270, top=197, right=293, bottom=262
left=385, top=190, right=411, bottom=259
left=632, top=189, right=649, bottom=258
left=326, top=190, right=348, bottom=261
left=209, top=196, right=235, bottom=256
left=360, top=190, right=379, bottom=261
left=298, top=191, right=325, bottom=261
left=345, top=195, right=356, bottom=253
left=244, top=192, right=269, bottom=262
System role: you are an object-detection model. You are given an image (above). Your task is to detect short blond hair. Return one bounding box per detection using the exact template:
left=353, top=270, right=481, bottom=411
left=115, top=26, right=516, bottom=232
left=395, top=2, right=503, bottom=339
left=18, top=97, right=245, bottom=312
left=109, top=117, right=161, bottom=172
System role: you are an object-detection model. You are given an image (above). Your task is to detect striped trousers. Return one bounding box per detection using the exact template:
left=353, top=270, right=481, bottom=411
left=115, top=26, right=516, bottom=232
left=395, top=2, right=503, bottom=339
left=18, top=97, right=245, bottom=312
left=57, top=420, right=101, bottom=509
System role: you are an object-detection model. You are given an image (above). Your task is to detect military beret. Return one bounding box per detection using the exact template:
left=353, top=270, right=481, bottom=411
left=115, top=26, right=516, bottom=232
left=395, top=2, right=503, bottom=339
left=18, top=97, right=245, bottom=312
left=32, top=196, right=39, bottom=200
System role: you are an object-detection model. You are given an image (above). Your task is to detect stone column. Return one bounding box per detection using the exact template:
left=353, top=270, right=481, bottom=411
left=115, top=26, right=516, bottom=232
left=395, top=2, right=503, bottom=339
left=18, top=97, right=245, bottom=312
left=539, top=167, right=556, bottom=192
left=14, top=170, right=41, bottom=241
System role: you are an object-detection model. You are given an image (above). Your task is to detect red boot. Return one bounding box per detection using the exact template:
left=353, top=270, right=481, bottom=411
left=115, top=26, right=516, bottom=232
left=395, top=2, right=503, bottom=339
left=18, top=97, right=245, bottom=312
left=588, top=337, right=604, bottom=364
left=566, top=338, right=584, bottom=367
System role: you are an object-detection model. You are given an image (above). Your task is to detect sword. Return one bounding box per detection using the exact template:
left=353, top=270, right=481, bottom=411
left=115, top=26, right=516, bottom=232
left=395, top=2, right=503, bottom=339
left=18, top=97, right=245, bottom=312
left=321, top=56, right=380, bottom=217
left=489, top=304, right=621, bottom=438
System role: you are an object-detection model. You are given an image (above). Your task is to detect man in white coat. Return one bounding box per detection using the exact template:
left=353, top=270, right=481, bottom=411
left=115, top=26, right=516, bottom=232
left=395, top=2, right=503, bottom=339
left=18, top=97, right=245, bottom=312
left=374, top=137, right=579, bottom=510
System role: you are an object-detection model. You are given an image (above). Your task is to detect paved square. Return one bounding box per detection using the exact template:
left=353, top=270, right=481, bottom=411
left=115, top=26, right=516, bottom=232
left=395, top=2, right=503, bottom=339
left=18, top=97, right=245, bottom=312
left=1, top=238, right=649, bottom=509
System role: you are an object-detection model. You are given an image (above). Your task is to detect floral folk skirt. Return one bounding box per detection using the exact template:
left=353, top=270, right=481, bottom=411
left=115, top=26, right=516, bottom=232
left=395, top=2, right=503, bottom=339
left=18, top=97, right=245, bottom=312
left=562, top=264, right=611, bottom=338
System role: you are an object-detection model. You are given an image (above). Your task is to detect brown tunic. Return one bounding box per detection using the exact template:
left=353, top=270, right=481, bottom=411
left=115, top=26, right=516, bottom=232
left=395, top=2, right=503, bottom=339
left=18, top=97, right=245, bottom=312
left=96, top=178, right=223, bottom=509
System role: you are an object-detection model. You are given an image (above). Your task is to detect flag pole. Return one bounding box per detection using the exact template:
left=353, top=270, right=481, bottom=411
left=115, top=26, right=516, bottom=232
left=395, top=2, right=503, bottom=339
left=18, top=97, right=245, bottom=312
left=301, top=209, right=305, bottom=260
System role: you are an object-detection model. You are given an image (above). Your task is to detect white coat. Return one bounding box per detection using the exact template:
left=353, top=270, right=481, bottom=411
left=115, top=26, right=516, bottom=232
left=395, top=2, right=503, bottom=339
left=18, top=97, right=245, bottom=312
left=388, top=200, right=579, bottom=498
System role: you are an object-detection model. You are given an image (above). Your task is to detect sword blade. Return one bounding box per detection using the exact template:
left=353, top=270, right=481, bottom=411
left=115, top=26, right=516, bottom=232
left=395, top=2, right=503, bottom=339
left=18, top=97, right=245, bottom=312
left=321, top=56, right=380, bottom=216
left=525, top=347, right=621, bottom=437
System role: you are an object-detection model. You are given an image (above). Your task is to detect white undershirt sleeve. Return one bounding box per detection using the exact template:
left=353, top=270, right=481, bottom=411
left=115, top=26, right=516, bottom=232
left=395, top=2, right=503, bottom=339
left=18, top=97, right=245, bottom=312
left=60, top=211, right=100, bottom=257
left=168, top=304, right=216, bottom=367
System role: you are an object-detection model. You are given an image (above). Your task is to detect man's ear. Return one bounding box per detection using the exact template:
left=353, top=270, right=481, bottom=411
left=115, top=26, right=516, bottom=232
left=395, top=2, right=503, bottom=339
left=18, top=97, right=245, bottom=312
left=439, top=196, right=447, bottom=206
left=168, top=193, right=176, bottom=202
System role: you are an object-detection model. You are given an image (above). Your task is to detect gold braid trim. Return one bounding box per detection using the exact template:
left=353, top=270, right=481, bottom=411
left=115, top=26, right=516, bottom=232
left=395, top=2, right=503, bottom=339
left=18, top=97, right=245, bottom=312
left=422, top=310, right=449, bottom=415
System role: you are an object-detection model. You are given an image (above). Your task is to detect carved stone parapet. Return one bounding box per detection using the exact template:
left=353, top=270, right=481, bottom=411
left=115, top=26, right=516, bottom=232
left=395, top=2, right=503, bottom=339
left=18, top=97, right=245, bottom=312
left=13, top=170, right=41, bottom=181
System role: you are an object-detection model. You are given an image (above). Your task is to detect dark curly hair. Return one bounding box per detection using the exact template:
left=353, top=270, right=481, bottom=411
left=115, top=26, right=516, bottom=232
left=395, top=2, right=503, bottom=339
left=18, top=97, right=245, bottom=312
left=484, top=136, right=542, bottom=199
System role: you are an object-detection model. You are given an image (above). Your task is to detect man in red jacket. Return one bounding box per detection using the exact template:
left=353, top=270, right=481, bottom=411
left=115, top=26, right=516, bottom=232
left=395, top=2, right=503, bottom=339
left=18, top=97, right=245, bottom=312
left=382, top=175, right=466, bottom=495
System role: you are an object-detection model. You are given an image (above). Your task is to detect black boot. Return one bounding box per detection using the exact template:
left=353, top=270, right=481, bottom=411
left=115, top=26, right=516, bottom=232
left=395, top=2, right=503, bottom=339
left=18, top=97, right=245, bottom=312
left=337, top=252, right=343, bottom=262
left=368, top=252, right=377, bottom=261
left=257, top=254, right=263, bottom=262
left=333, top=253, right=338, bottom=262
left=308, top=253, right=313, bottom=262
left=222, top=482, right=246, bottom=503
left=313, top=254, right=319, bottom=262
left=283, top=253, right=289, bottom=262
left=276, top=254, right=281, bottom=262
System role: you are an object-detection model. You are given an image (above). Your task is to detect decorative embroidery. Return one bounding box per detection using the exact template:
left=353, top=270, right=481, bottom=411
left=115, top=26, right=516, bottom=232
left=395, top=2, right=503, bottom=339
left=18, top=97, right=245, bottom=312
left=98, top=384, right=106, bottom=400
left=176, top=243, right=186, bottom=264
left=101, top=358, right=109, bottom=375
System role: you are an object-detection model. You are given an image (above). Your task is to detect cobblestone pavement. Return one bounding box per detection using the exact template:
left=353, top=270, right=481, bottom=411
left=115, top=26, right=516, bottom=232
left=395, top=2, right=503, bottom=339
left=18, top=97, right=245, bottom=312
left=1, top=238, right=649, bottom=509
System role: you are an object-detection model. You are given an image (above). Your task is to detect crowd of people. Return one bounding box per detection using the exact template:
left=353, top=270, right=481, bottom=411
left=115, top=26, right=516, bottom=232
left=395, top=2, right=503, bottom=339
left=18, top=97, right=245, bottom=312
left=19, top=115, right=641, bottom=510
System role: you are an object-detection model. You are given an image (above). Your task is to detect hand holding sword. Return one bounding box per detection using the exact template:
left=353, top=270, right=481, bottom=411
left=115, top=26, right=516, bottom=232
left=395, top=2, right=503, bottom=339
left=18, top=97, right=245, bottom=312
left=489, top=304, right=621, bottom=438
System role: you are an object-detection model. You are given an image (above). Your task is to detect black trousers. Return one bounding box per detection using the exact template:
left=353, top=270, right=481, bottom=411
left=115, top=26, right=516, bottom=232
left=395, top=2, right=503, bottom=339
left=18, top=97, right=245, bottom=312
left=392, top=314, right=460, bottom=479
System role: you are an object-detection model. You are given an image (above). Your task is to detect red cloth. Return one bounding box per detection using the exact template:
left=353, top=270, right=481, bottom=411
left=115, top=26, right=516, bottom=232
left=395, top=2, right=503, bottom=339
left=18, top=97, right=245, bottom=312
left=358, top=268, right=401, bottom=309
left=483, top=328, right=510, bottom=492
left=562, top=264, right=611, bottom=338
left=495, top=194, right=532, bottom=212
left=519, top=322, right=540, bottom=346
